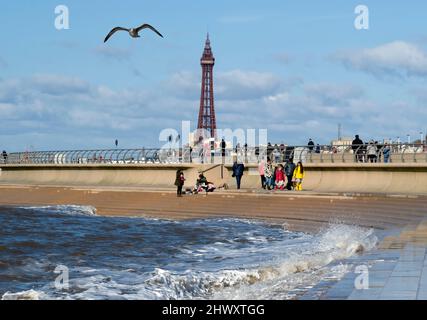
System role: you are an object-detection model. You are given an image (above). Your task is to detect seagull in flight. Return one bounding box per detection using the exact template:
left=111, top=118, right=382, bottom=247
left=104, top=23, right=164, bottom=43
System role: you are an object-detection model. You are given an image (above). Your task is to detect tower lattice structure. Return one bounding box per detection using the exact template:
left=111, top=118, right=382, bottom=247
left=197, top=34, right=217, bottom=139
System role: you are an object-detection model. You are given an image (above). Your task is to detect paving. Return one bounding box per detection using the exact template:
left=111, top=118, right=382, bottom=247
left=303, top=219, right=427, bottom=300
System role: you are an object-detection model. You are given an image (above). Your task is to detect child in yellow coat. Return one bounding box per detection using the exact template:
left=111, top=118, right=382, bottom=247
left=292, top=161, right=305, bottom=191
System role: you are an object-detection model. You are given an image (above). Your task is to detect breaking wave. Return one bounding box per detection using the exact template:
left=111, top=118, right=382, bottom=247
left=0, top=205, right=377, bottom=300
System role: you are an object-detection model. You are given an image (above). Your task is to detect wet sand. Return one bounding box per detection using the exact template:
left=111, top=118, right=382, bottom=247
left=1, top=184, right=427, bottom=233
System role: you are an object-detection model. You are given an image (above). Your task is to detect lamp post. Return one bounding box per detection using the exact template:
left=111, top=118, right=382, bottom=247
left=421, top=131, right=426, bottom=152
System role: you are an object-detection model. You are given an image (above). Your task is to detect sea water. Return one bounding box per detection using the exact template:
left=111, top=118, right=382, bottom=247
left=0, top=205, right=377, bottom=300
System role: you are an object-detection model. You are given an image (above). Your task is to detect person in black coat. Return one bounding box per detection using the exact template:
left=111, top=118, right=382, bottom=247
left=352, top=135, right=364, bottom=162
left=284, top=158, right=296, bottom=190
left=220, top=139, right=226, bottom=164
left=307, top=139, right=315, bottom=152
left=232, top=161, right=245, bottom=190
left=174, top=170, right=185, bottom=197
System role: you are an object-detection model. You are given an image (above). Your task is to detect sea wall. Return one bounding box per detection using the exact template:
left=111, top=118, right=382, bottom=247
left=1, top=163, right=427, bottom=195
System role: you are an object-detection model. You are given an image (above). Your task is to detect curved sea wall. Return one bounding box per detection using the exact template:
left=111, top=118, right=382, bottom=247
left=1, top=163, right=427, bottom=195
left=225, top=163, right=427, bottom=195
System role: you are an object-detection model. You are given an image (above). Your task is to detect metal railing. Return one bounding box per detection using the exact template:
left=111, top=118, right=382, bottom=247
left=1, top=143, right=426, bottom=165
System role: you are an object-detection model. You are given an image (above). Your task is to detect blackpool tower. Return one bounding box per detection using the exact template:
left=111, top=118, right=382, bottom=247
left=197, top=34, right=217, bottom=139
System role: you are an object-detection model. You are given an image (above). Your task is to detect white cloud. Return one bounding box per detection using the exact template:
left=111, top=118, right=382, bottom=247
left=335, top=41, right=427, bottom=78
left=1, top=71, right=426, bottom=150
left=168, top=69, right=283, bottom=101
left=303, top=83, right=364, bottom=106
left=216, top=70, right=282, bottom=100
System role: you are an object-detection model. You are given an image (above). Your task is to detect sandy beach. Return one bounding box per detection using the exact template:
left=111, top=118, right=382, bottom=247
left=1, top=184, right=427, bottom=233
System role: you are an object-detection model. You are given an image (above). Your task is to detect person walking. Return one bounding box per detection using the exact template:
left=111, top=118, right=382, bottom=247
left=284, top=158, right=296, bottom=190
left=232, top=160, right=245, bottom=190
left=293, top=162, right=305, bottom=191
left=264, top=158, right=274, bottom=190
left=221, top=139, right=226, bottom=164
left=174, top=170, right=185, bottom=197
left=275, top=164, right=286, bottom=190
left=258, top=159, right=266, bottom=189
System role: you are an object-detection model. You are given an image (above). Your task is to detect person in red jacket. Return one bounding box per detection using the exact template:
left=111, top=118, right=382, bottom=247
left=274, top=164, right=286, bottom=190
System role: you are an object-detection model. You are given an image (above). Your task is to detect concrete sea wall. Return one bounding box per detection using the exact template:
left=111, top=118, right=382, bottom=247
left=1, top=163, right=427, bottom=195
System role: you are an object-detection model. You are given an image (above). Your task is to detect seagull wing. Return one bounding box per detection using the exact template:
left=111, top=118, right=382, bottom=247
left=104, top=27, right=129, bottom=43
left=136, top=24, right=164, bottom=38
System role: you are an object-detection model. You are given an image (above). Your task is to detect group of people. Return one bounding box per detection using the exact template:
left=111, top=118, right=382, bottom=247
left=174, top=170, right=217, bottom=197
left=258, top=158, right=305, bottom=191
left=352, top=135, right=391, bottom=163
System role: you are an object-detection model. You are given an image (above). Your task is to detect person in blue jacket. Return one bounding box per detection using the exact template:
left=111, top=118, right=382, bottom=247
left=232, top=160, right=245, bottom=190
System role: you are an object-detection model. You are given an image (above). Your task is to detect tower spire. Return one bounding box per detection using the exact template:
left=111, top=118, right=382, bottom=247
left=197, top=34, right=217, bottom=139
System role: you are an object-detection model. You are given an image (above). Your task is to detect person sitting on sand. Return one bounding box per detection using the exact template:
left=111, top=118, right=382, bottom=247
left=274, top=164, right=286, bottom=190
left=194, top=173, right=208, bottom=193
left=206, top=182, right=216, bottom=193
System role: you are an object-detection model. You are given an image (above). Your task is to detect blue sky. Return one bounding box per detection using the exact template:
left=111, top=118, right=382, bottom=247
left=1, top=0, right=427, bottom=151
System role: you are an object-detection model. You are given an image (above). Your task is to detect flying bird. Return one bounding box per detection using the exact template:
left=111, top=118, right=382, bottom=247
left=104, top=23, right=164, bottom=43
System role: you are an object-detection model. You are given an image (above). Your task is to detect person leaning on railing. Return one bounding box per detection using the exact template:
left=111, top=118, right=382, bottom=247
left=352, top=135, right=364, bottom=162
left=383, top=143, right=391, bottom=163
left=366, top=140, right=378, bottom=163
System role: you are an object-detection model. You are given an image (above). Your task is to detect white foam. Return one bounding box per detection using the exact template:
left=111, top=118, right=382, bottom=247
left=19, top=205, right=97, bottom=216
left=1, top=222, right=377, bottom=300
left=142, top=223, right=377, bottom=300
left=1, top=289, right=45, bottom=300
